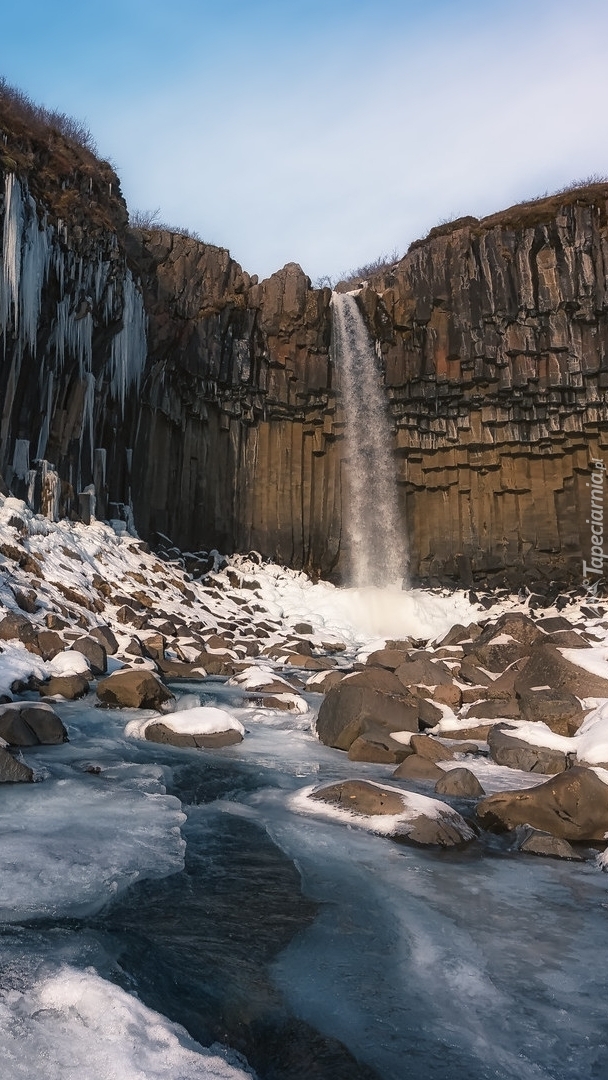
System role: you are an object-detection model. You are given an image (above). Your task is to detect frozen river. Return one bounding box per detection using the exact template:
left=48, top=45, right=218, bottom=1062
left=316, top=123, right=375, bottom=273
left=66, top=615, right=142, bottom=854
left=1, top=680, right=607, bottom=1080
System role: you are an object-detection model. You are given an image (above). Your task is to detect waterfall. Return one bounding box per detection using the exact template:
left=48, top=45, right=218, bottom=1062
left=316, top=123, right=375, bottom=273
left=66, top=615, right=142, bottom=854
left=331, top=290, right=406, bottom=587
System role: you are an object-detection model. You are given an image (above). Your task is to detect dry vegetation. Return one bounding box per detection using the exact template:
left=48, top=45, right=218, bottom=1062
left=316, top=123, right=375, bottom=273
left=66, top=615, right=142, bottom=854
left=315, top=249, right=402, bottom=291
left=129, top=207, right=202, bottom=241
left=0, top=77, right=97, bottom=154
left=0, top=77, right=126, bottom=234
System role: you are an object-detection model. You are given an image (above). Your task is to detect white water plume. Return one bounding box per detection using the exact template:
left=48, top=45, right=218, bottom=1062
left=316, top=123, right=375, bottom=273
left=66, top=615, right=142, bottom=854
left=331, top=290, right=406, bottom=587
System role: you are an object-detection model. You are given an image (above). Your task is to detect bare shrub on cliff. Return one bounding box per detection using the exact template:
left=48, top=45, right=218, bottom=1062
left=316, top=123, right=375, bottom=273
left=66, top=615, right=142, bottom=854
left=130, top=207, right=162, bottom=229
left=0, top=77, right=97, bottom=154
left=129, top=207, right=203, bottom=241
left=315, top=249, right=401, bottom=290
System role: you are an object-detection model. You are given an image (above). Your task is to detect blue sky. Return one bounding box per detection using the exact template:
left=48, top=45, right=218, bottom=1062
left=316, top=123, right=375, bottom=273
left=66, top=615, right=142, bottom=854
left=2, top=0, right=607, bottom=281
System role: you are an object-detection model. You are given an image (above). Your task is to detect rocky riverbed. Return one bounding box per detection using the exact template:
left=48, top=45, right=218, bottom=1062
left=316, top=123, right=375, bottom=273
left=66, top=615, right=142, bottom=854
left=2, top=493, right=608, bottom=1077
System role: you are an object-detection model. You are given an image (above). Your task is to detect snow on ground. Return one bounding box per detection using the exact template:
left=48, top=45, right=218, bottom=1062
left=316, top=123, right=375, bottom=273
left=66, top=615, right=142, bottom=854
left=575, top=702, right=608, bottom=764
left=0, top=965, right=252, bottom=1080
left=229, top=556, right=479, bottom=644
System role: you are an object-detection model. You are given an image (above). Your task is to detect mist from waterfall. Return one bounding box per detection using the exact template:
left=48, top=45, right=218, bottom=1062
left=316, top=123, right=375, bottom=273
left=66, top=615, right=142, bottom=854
left=331, top=290, right=407, bottom=588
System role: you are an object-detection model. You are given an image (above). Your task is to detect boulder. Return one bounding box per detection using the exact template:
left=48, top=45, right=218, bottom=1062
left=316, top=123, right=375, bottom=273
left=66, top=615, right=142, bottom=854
left=141, top=632, right=166, bottom=661
left=416, top=697, right=444, bottom=728
left=309, top=779, right=473, bottom=847
left=543, top=630, right=589, bottom=649
left=458, top=658, right=493, bottom=686
left=488, top=724, right=567, bottom=774
left=476, top=767, right=608, bottom=840
left=466, top=638, right=530, bottom=673
left=409, top=734, right=455, bottom=762
left=481, top=658, right=530, bottom=700
left=347, top=728, right=411, bottom=764
left=156, top=658, right=207, bottom=680
left=465, top=697, right=520, bottom=720
left=90, top=624, right=119, bottom=655
left=0, top=612, right=37, bottom=646
left=517, top=828, right=582, bottom=860
left=0, top=746, right=34, bottom=782
left=517, top=689, right=587, bottom=737
left=97, top=670, right=174, bottom=710
left=35, top=630, right=65, bottom=661
left=284, top=654, right=334, bottom=670
left=306, top=670, right=346, bottom=693
left=366, top=648, right=411, bottom=671
left=45, top=673, right=90, bottom=700
left=432, top=683, right=462, bottom=708
left=145, top=723, right=243, bottom=748
left=0, top=702, right=68, bottom=745
left=310, top=779, right=403, bottom=816
left=440, top=724, right=494, bottom=741
left=316, top=674, right=418, bottom=751
left=436, top=623, right=470, bottom=647
left=71, top=636, right=107, bottom=675
left=198, top=653, right=236, bottom=676
left=474, top=612, right=543, bottom=649
left=514, top=643, right=608, bottom=699
left=394, top=655, right=453, bottom=689
left=434, top=768, right=485, bottom=798
left=392, top=756, right=444, bottom=781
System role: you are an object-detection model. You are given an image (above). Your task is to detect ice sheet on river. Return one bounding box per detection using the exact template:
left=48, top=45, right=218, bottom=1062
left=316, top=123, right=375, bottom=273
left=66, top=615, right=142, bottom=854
left=0, top=768, right=185, bottom=922
left=0, top=964, right=252, bottom=1079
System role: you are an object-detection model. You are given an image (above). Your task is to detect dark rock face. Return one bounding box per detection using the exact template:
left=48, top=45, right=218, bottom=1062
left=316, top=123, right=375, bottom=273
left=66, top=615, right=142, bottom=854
left=3, top=101, right=608, bottom=585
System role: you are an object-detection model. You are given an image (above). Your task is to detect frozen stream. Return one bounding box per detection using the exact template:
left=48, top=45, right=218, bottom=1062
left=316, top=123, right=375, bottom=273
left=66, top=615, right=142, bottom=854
left=1, top=683, right=608, bottom=1080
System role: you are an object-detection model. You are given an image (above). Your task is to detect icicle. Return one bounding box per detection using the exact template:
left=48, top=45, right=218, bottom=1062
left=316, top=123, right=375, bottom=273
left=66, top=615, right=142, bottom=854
left=0, top=174, right=24, bottom=336
left=20, top=193, right=51, bottom=355
left=51, top=296, right=92, bottom=374
left=40, top=460, right=61, bottom=521
left=36, top=372, right=54, bottom=460
left=12, top=439, right=30, bottom=481
left=82, top=371, right=96, bottom=464
left=109, top=270, right=147, bottom=413
left=82, top=482, right=96, bottom=519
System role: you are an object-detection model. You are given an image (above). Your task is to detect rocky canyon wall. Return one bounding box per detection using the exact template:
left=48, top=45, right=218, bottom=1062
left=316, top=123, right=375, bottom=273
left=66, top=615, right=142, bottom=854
left=129, top=188, right=608, bottom=589
left=2, top=91, right=608, bottom=588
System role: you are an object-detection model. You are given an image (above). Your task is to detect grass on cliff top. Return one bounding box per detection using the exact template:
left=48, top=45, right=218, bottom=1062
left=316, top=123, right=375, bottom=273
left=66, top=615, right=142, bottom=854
left=408, top=174, right=608, bottom=253
left=0, top=77, right=126, bottom=233
left=0, top=77, right=97, bottom=155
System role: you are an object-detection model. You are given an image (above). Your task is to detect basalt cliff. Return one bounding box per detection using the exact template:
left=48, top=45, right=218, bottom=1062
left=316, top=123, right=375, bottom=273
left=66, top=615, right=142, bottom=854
left=1, top=92, right=607, bottom=589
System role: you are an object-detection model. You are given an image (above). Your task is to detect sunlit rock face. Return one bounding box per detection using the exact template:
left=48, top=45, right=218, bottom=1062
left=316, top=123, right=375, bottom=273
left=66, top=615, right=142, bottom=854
left=2, top=94, right=608, bottom=587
